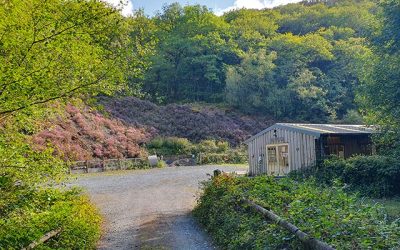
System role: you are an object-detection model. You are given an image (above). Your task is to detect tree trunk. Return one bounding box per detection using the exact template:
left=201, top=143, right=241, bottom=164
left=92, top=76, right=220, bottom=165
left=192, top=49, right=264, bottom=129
left=244, top=199, right=335, bottom=250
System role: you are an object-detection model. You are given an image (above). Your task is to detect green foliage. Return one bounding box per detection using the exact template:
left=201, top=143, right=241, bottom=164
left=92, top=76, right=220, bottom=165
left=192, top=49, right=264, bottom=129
left=194, top=175, right=400, bottom=249
left=0, top=188, right=101, bottom=249
left=147, top=137, right=194, bottom=156
left=0, top=0, right=143, bottom=117
left=198, top=151, right=247, bottom=165
left=197, top=140, right=230, bottom=153
left=291, top=155, right=400, bottom=197
left=0, top=1, right=152, bottom=248
left=143, top=4, right=240, bottom=103
left=276, top=1, right=380, bottom=37
left=156, top=159, right=167, bottom=168
left=140, top=1, right=378, bottom=122
left=146, top=137, right=247, bottom=164
left=357, top=0, right=400, bottom=155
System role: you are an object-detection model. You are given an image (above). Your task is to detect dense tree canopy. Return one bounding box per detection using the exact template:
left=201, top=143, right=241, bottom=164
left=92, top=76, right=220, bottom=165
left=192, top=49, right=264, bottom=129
left=358, top=0, right=400, bottom=155
left=139, top=0, right=380, bottom=122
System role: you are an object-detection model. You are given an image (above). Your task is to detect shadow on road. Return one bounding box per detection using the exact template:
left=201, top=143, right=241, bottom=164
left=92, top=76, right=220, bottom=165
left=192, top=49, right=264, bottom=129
left=133, top=212, right=214, bottom=250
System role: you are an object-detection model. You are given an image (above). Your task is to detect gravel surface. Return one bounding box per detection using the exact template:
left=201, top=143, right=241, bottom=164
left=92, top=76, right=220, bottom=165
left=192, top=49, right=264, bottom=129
left=75, top=165, right=248, bottom=250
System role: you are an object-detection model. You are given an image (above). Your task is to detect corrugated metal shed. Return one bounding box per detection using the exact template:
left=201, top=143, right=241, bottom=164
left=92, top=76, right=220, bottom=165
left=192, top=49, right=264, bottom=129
left=245, top=123, right=376, bottom=143
left=245, top=123, right=376, bottom=176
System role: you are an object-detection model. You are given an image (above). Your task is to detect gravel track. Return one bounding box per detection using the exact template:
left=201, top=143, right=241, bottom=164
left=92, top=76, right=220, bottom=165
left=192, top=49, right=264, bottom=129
left=75, top=165, right=247, bottom=250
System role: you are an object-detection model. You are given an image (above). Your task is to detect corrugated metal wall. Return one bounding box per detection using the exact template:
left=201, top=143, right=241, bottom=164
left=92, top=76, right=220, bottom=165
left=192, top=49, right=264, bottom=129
left=248, top=127, right=318, bottom=176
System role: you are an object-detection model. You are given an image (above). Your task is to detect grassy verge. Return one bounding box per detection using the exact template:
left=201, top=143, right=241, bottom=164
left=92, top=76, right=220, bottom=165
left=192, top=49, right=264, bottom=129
left=369, top=198, right=400, bottom=220
left=194, top=174, right=400, bottom=249
left=0, top=188, right=101, bottom=249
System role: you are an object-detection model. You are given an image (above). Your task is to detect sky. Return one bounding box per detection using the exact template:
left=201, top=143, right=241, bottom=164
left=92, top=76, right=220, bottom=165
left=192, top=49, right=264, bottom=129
left=103, top=0, right=303, bottom=16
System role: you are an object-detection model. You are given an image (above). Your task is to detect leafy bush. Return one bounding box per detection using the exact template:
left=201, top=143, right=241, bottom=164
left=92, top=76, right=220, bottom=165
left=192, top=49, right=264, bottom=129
left=0, top=188, right=101, bottom=249
left=146, top=137, right=247, bottom=164
left=198, top=150, right=248, bottom=165
left=197, top=140, right=230, bottom=153
left=290, top=155, right=400, bottom=197
left=147, top=137, right=194, bottom=156
left=157, top=160, right=167, bottom=168
left=194, top=175, right=400, bottom=249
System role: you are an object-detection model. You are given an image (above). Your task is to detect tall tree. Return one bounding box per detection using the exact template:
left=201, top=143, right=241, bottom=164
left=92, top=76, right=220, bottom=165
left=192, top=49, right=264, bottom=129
left=358, top=0, right=400, bottom=154
left=0, top=0, right=138, bottom=119
left=143, top=4, right=240, bottom=103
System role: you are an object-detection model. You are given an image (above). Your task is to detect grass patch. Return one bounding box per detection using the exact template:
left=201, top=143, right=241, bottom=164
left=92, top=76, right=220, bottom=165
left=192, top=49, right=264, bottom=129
left=370, top=198, right=400, bottom=220
left=0, top=188, right=101, bottom=249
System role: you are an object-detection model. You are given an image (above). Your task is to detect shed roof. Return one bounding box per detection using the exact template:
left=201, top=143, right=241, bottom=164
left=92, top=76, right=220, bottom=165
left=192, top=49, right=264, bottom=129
left=244, top=123, right=377, bottom=143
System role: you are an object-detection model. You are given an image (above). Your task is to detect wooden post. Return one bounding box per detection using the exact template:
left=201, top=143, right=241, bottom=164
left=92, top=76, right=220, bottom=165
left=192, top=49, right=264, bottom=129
left=213, top=169, right=221, bottom=177
left=85, top=160, right=89, bottom=173
left=244, top=199, right=335, bottom=250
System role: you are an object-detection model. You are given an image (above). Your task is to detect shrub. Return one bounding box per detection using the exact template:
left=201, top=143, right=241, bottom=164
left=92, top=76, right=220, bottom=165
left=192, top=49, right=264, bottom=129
left=194, top=175, right=400, bottom=249
left=157, top=160, right=167, bottom=168
left=0, top=188, right=101, bottom=249
left=198, top=150, right=248, bottom=165
left=291, top=155, right=400, bottom=197
left=146, top=137, right=194, bottom=156
left=197, top=140, right=230, bottom=153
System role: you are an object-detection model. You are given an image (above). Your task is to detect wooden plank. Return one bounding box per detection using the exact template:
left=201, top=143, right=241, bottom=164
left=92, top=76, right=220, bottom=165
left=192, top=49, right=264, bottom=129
left=294, top=132, right=300, bottom=171
left=305, top=134, right=309, bottom=167
left=290, top=131, right=296, bottom=171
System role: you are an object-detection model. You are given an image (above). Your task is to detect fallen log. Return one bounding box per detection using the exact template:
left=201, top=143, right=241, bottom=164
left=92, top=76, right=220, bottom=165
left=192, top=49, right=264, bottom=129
left=244, top=199, right=335, bottom=250
left=22, top=228, right=62, bottom=250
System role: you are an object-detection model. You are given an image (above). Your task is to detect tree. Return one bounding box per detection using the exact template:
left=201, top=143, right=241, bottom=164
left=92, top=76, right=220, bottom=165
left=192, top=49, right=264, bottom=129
left=0, top=0, right=138, bottom=119
left=358, top=0, right=400, bottom=154
left=224, top=9, right=278, bottom=51
left=225, top=49, right=286, bottom=116
left=143, top=4, right=240, bottom=103
left=0, top=0, right=149, bottom=232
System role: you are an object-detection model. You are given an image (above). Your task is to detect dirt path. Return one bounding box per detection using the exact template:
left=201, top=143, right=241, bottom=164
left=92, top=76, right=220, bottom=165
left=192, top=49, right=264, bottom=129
left=75, top=165, right=247, bottom=250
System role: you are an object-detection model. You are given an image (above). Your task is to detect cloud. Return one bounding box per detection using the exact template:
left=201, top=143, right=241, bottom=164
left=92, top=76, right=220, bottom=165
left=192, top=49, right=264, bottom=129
left=101, top=0, right=134, bottom=16
left=215, top=0, right=303, bottom=15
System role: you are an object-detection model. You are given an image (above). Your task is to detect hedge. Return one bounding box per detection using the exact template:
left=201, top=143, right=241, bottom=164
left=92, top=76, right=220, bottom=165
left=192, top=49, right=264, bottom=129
left=290, top=155, right=400, bottom=197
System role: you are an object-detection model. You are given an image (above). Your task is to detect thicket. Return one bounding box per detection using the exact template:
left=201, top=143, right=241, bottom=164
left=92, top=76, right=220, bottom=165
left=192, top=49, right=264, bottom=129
left=194, top=175, right=400, bottom=249
left=291, top=155, right=400, bottom=198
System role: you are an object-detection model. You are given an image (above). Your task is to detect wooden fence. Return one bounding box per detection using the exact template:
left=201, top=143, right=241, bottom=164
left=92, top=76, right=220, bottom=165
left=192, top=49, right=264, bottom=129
left=69, top=158, right=149, bottom=174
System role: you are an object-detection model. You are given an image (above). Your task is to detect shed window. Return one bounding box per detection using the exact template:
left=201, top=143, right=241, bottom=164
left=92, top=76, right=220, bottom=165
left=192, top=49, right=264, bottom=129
left=324, top=144, right=345, bottom=158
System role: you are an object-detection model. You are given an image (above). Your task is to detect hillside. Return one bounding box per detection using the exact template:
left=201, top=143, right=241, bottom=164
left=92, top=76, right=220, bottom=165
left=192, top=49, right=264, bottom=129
left=33, top=104, right=152, bottom=161
left=32, top=98, right=276, bottom=161
left=101, top=97, right=275, bottom=145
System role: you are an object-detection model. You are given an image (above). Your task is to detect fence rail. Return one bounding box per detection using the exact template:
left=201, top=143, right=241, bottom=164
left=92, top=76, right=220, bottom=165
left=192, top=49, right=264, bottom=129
left=69, top=158, right=149, bottom=174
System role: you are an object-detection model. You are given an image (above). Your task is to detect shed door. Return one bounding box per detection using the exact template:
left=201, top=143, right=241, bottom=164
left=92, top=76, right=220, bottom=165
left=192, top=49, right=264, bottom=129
left=267, top=144, right=289, bottom=176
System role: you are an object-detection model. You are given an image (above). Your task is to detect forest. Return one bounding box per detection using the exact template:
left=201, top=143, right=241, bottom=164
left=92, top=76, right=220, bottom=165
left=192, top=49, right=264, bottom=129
left=0, top=0, right=399, bottom=248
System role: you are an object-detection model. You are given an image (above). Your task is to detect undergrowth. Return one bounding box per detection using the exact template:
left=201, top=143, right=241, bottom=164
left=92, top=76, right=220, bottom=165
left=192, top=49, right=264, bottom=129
left=0, top=188, right=101, bottom=249
left=290, top=155, right=400, bottom=197
left=194, top=175, right=400, bottom=249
